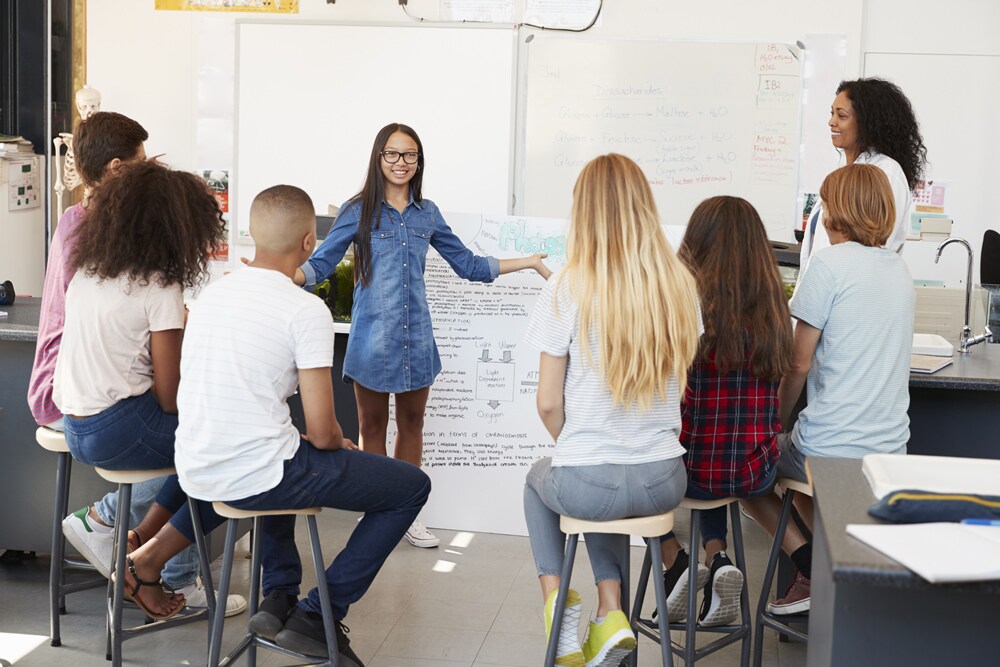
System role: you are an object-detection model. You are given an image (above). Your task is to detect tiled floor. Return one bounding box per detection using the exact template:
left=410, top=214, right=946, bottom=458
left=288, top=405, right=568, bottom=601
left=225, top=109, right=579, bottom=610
left=0, top=508, right=807, bottom=666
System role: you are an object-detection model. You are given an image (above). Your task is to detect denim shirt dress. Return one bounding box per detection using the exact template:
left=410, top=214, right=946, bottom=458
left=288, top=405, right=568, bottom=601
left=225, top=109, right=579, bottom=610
left=301, top=195, right=500, bottom=394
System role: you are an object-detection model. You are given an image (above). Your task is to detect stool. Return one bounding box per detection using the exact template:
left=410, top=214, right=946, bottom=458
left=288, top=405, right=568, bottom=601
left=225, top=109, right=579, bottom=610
left=752, top=477, right=813, bottom=667
left=545, top=512, right=676, bottom=667
left=95, top=466, right=214, bottom=667
left=634, top=498, right=751, bottom=666
left=36, top=427, right=106, bottom=647
left=207, top=503, right=339, bottom=667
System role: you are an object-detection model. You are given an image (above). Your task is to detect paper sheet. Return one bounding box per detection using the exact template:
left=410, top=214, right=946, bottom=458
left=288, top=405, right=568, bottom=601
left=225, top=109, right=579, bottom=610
left=847, top=522, right=1000, bottom=583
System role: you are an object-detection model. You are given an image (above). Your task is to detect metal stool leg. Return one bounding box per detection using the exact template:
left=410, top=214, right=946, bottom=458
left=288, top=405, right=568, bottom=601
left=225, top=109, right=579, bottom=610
left=306, top=514, right=339, bottom=666
left=49, top=451, right=70, bottom=646
left=648, top=536, right=675, bottom=667
left=752, top=489, right=796, bottom=667
left=628, top=546, right=652, bottom=667
left=544, top=533, right=579, bottom=667
left=729, top=502, right=751, bottom=667
left=108, top=482, right=132, bottom=667
left=246, top=517, right=263, bottom=667
left=208, top=518, right=239, bottom=667
left=189, top=497, right=216, bottom=651
left=684, top=510, right=701, bottom=665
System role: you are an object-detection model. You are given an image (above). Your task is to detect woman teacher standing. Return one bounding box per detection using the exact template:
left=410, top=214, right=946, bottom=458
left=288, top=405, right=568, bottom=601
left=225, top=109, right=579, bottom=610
left=301, top=123, right=550, bottom=548
left=800, top=78, right=928, bottom=275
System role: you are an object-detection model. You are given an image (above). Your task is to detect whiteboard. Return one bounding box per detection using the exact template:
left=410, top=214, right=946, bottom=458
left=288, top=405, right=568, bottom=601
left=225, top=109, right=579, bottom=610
left=518, top=36, right=804, bottom=240
left=234, top=22, right=515, bottom=239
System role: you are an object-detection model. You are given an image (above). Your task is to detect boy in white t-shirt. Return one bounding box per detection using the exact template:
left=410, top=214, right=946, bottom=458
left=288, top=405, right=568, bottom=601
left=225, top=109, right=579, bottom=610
left=124, top=185, right=430, bottom=665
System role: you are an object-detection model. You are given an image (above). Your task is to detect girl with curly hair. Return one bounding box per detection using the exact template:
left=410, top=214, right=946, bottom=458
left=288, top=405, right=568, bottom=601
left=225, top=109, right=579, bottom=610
left=53, top=160, right=227, bottom=619
left=800, top=77, right=928, bottom=275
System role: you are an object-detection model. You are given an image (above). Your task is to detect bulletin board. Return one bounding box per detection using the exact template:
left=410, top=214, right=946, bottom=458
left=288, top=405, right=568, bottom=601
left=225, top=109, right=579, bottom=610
left=234, top=22, right=516, bottom=238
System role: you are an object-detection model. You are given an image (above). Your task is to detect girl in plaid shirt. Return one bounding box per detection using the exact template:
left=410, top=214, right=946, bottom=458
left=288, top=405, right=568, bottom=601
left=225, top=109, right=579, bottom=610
left=657, top=196, right=793, bottom=627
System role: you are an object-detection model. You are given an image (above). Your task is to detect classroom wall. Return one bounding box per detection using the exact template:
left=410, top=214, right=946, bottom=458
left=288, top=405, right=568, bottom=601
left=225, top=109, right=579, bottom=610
left=86, top=0, right=865, bottom=174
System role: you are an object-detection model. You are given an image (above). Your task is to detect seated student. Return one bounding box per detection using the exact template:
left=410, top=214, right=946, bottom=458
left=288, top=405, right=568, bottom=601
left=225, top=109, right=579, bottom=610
left=169, top=185, right=431, bottom=666
left=53, top=160, right=228, bottom=620
left=29, top=111, right=244, bottom=614
left=523, top=154, right=701, bottom=667
left=742, top=162, right=915, bottom=615
left=656, top=196, right=793, bottom=626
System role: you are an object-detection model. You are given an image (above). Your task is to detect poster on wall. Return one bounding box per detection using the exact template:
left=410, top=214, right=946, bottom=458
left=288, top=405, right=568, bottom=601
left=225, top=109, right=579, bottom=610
left=155, top=0, right=298, bottom=13
left=383, top=212, right=568, bottom=536
left=199, top=169, right=232, bottom=264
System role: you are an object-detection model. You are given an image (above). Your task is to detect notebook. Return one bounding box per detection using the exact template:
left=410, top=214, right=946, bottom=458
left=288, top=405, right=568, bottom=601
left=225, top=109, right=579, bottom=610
left=862, top=454, right=1000, bottom=500
left=910, top=353, right=953, bottom=373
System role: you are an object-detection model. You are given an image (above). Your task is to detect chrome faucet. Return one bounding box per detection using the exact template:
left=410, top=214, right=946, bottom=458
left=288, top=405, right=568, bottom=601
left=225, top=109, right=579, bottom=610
left=934, top=237, right=994, bottom=353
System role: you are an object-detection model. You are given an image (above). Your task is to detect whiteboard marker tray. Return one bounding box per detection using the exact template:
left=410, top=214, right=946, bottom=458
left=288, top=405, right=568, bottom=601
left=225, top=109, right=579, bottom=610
left=862, top=454, right=1000, bottom=500
left=912, top=333, right=954, bottom=357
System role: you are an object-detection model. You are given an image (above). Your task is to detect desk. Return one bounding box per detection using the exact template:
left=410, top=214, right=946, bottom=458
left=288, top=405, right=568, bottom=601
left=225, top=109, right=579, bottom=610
left=808, top=458, right=1000, bottom=666
left=907, top=344, right=1000, bottom=458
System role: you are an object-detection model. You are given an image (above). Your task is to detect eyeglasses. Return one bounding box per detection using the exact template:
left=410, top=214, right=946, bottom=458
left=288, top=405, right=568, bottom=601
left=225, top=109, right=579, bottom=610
left=380, top=150, right=420, bottom=165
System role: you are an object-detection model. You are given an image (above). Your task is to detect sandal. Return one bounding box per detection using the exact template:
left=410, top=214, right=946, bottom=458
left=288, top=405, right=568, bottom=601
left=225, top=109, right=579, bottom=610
left=112, top=555, right=185, bottom=621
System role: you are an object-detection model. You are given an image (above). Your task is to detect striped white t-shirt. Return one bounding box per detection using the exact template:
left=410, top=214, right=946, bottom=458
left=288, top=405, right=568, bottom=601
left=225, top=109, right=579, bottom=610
left=790, top=241, right=914, bottom=458
left=175, top=267, right=334, bottom=501
left=524, top=274, right=689, bottom=467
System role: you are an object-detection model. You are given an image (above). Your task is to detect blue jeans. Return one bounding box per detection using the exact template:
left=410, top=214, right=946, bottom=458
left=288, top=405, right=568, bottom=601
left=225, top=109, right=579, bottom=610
left=223, top=440, right=431, bottom=620
left=524, top=457, right=687, bottom=583
left=65, top=391, right=198, bottom=588
left=663, top=463, right=778, bottom=547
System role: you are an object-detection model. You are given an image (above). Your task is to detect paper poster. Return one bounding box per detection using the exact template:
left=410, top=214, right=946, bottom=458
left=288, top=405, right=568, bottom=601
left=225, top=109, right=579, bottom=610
left=199, top=169, right=232, bottom=263
left=524, top=0, right=601, bottom=28
left=384, top=212, right=567, bottom=535
left=440, top=0, right=513, bottom=22
left=155, top=0, right=298, bottom=13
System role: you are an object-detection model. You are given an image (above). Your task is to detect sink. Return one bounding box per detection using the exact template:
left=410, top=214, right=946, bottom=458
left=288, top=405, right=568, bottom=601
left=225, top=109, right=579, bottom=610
left=912, top=333, right=954, bottom=357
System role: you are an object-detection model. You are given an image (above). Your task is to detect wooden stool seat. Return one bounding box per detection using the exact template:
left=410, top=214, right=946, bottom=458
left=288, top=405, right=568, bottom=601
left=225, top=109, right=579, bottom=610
left=560, top=513, right=674, bottom=538
left=36, top=426, right=70, bottom=453
left=212, top=503, right=321, bottom=520
left=679, top=496, right=739, bottom=511
left=777, top=477, right=812, bottom=497
left=95, top=467, right=175, bottom=485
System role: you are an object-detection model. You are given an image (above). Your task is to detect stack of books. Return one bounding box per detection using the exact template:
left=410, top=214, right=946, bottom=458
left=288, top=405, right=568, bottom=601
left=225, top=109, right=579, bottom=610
left=0, top=135, right=34, bottom=157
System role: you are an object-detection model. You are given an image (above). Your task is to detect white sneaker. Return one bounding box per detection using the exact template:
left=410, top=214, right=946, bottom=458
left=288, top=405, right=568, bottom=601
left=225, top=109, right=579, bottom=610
left=405, top=517, right=440, bottom=548
left=62, top=507, right=114, bottom=579
left=176, top=578, right=248, bottom=618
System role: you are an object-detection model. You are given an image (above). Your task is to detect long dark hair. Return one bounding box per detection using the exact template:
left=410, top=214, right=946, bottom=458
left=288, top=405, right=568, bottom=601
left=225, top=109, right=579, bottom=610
left=678, top=196, right=792, bottom=381
left=71, top=161, right=226, bottom=289
left=351, top=123, right=425, bottom=286
left=836, top=78, right=928, bottom=189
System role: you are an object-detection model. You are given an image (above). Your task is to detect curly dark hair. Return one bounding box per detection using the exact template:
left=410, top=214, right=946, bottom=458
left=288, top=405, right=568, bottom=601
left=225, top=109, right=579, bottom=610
left=72, top=161, right=226, bottom=289
left=836, top=78, right=928, bottom=189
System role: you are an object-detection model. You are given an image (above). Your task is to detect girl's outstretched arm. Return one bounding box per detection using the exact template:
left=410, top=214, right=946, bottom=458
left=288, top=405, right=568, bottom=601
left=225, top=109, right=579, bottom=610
left=499, top=254, right=552, bottom=279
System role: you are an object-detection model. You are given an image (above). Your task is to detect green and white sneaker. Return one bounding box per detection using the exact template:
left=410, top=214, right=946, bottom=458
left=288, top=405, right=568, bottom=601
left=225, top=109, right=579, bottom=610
left=543, top=588, right=585, bottom=667
left=62, top=506, right=114, bottom=579
left=582, top=610, right=636, bottom=667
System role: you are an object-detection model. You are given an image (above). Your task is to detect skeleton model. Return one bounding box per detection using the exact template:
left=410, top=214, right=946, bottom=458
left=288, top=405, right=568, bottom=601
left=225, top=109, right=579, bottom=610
left=53, top=86, right=101, bottom=213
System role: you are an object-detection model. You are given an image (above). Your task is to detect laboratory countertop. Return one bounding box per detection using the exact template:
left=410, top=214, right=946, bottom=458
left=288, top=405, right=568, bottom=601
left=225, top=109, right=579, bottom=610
left=810, top=457, right=1000, bottom=593
left=908, top=342, right=1000, bottom=391
left=0, top=298, right=41, bottom=342
left=0, top=297, right=352, bottom=341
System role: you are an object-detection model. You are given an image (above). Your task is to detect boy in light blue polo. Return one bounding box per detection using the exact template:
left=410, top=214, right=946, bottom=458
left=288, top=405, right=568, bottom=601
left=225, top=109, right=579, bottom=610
left=742, top=163, right=915, bottom=617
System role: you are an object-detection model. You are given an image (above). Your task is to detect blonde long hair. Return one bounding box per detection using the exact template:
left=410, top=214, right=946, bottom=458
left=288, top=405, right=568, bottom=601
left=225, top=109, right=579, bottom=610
left=556, top=153, right=701, bottom=410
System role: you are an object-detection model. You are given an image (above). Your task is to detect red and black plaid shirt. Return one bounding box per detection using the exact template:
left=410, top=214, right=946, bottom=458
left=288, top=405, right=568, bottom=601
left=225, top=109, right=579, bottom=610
left=681, top=350, right=780, bottom=497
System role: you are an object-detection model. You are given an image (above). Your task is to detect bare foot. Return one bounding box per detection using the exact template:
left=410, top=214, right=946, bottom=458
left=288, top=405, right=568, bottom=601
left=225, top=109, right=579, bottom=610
left=119, top=555, right=185, bottom=620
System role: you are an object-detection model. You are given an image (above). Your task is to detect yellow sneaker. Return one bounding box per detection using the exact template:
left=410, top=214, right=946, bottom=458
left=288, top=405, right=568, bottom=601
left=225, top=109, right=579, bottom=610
left=543, top=588, right=585, bottom=667
left=582, top=610, right=636, bottom=667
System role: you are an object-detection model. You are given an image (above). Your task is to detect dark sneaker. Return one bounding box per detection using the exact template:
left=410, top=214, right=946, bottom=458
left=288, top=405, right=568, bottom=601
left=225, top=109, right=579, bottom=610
left=766, top=571, right=811, bottom=616
left=275, top=607, right=365, bottom=667
left=249, top=590, right=298, bottom=641
left=698, top=551, right=744, bottom=627
left=653, top=548, right=709, bottom=622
